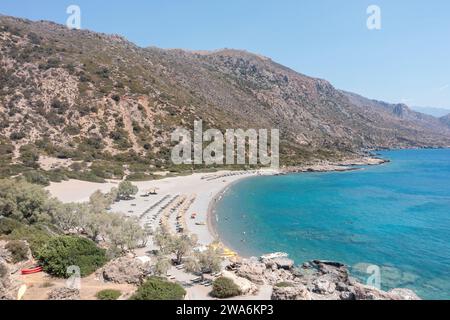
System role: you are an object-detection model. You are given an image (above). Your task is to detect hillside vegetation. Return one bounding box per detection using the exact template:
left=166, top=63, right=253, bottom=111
left=1, top=16, right=449, bottom=181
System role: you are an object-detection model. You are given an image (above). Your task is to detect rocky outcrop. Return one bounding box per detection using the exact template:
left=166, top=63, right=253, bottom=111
left=221, top=270, right=259, bottom=295
left=283, top=157, right=389, bottom=174
left=230, top=258, right=421, bottom=300
left=48, top=288, right=80, bottom=300
left=99, top=256, right=151, bottom=285
left=271, top=284, right=311, bottom=300
left=0, top=240, right=33, bottom=264
left=0, top=241, right=32, bottom=300
left=261, top=257, right=295, bottom=271
left=0, top=241, right=12, bottom=263
left=234, top=259, right=266, bottom=285
left=0, top=261, right=15, bottom=300
left=234, top=259, right=295, bottom=286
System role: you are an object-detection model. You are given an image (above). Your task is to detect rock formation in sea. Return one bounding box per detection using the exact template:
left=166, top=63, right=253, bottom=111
left=226, top=257, right=421, bottom=300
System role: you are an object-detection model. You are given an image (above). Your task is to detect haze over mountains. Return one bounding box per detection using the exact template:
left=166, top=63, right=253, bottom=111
left=1, top=15, right=450, bottom=175
left=411, top=106, right=450, bottom=118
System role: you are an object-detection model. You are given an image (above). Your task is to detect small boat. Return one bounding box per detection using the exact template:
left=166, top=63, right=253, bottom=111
left=260, top=252, right=289, bottom=260
left=21, top=266, right=43, bottom=275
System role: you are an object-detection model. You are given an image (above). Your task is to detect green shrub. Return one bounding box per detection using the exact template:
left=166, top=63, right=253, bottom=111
left=19, top=145, right=39, bottom=168
left=0, top=141, right=14, bottom=161
left=40, top=281, right=55, bottom=288
left=211, top=277, right=241, bottom=298
left=90, top=161, right=124, bottom=179
left=274, top=281, right=294, bottom=288
left=0, top=217, right=23, bottom=235
left=96, top=289, right=122, bottom=300
left=130, top=277, right=186, bottom=300
left=10, top=131, right=25, bottom=141
left=23, top=170, right=50, bottom=186
left=36, top=236, right=107, bottom=278
left=45, top=169, right=69, bottom=183
left=125, top=172, right=154, bottom=182
left=65, top=170, right=105, bottom=183
left=0, top=262, right=8, bottom=278
left=9, top=224, right=54, bottom=254
left=5, top=240, right=29, bottom=263
left=116, top=181, right=138, bottom=200
left=64, top=125, right=81, bottom=136
left=0, top=179, right=53, bottom=223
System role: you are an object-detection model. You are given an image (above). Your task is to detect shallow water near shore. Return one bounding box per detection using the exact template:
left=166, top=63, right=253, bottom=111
left=215, top=149, right=450, bottom=299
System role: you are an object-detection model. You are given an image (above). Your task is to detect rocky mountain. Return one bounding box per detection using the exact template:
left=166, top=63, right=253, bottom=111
left=440, top=114, right=450, bottom=128
left=1, top=15, right=449, bottom=180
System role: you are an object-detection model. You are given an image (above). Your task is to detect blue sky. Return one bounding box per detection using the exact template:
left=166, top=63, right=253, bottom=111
left=1, top=0, right=449, bottom=109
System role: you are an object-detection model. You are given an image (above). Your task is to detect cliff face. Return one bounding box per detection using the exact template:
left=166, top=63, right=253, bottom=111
left=1, top=15, right=449, bottom=173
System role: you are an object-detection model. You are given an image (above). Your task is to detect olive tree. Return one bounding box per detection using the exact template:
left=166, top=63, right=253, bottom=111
left=154, top=228, right=198, bottom=265
left=51, top=202, right=85, bottom=232
left=154, top=255, right=171, bottom=277
left=0, top=179, right=54, bottom=223
left=171, top=234, right=198, bottom=265
left=185, top=247, right=223, bottom=280
left=116, top=181, right=138, bottom=201
left=153, top=226, right=173, bottom=251
left=89, top=190, right=111, bottom=214
left=104, top=213, right=146, bottom=255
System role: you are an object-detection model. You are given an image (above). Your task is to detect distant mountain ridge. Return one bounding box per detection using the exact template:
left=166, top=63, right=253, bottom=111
left=411, top=106, right=450, bottom=118
left=1, top=15, right=449, bottom=178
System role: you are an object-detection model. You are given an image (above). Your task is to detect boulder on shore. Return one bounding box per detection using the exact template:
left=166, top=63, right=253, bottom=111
left=234, top=256, right=296, bottom=285
left=262, top=257, right=295, bottom=271
left=272, top=284, right=311, bottom=300
left=99, top=256, right=151, bottom=285
left=235, top=260, right=267, bottom=285
left=221, top=270, right=258, bottom=295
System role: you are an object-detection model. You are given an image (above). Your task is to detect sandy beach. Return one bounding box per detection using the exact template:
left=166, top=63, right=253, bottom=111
left=45, top=157, right=383, bottom=248
left=46, top=170, right=277, bottom=247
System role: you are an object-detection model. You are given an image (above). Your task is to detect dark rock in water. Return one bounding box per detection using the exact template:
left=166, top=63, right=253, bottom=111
left=312, top=260, right=345, bottom=268
left=275, top=258, right=295, bottom=270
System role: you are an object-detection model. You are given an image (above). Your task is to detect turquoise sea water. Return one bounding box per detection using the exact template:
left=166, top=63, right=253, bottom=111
left=215, top=149, right=450, bottom=299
